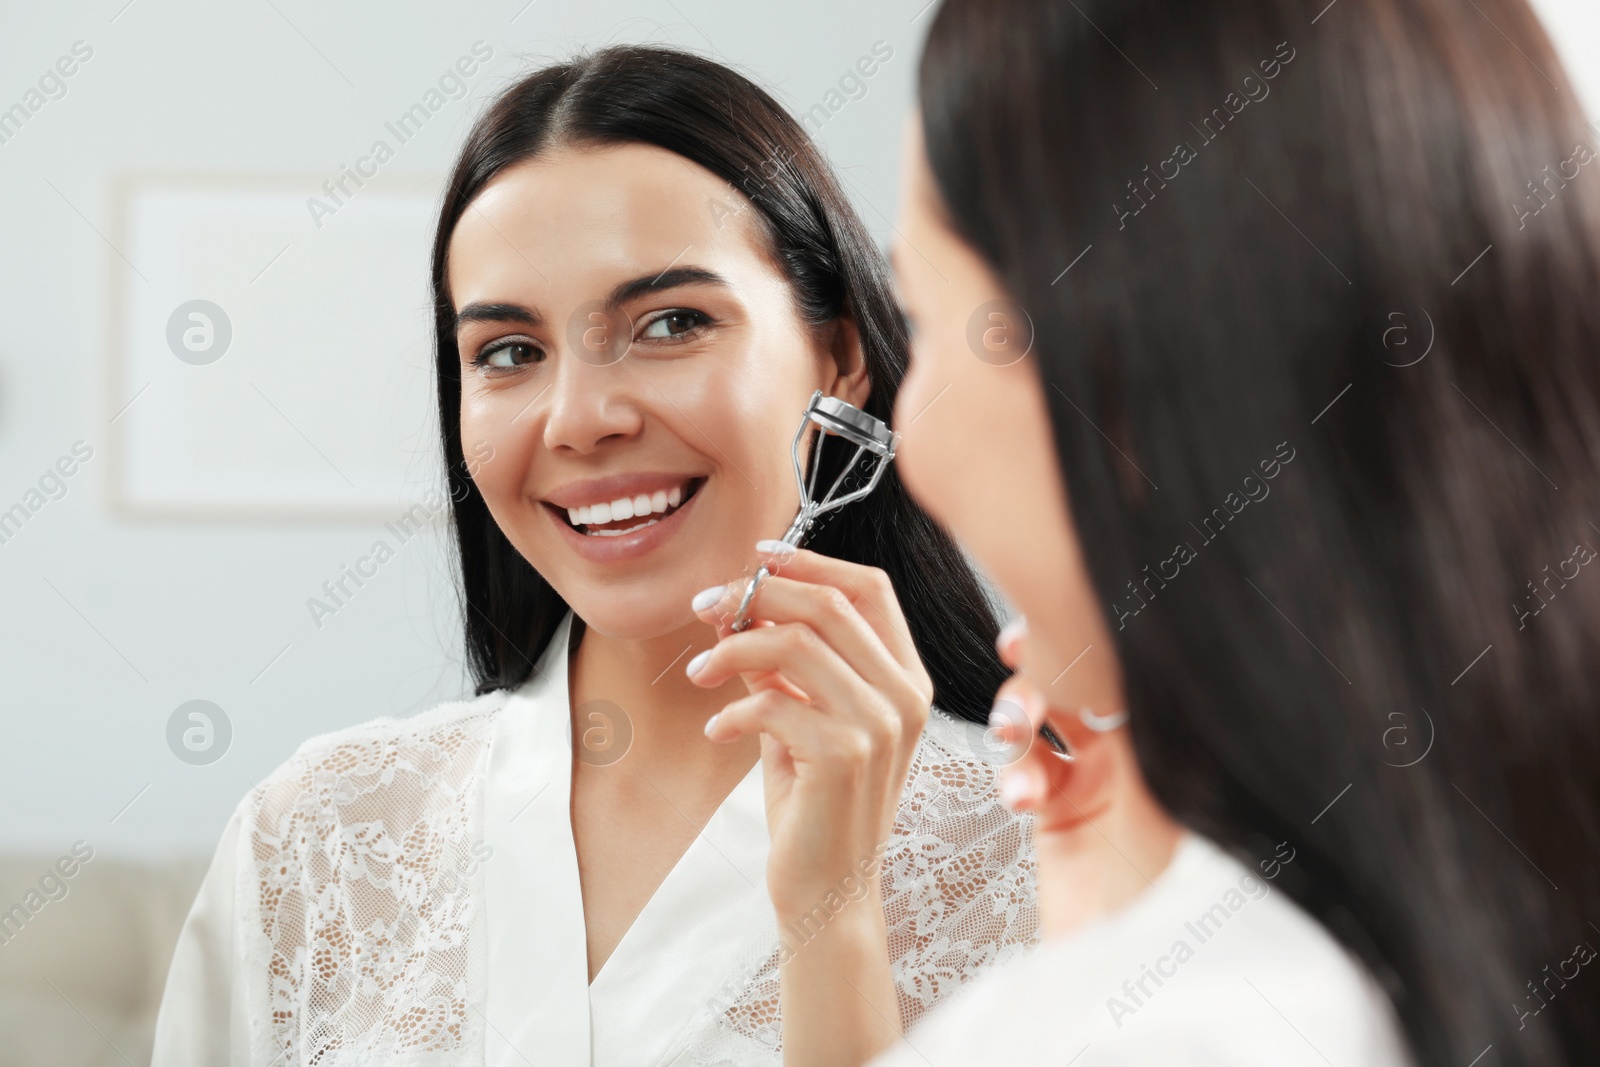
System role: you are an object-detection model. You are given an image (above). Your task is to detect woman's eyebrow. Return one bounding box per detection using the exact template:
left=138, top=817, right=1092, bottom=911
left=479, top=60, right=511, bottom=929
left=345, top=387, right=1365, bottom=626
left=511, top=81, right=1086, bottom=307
left=606, top=266, right=728, bottom=309
left=454, top=302, right=541, bottom=333
left=452, top=267, right=729, bottom=334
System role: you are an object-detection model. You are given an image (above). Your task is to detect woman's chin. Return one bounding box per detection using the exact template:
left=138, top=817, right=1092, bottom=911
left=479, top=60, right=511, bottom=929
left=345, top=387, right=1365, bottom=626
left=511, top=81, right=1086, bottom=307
left=567, top=593, right=707, bottom=645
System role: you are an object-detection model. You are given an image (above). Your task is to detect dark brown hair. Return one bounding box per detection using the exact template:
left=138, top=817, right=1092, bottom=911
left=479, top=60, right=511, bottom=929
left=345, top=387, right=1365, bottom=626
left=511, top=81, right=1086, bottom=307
left=922, top=0, right=1600, bottom=1061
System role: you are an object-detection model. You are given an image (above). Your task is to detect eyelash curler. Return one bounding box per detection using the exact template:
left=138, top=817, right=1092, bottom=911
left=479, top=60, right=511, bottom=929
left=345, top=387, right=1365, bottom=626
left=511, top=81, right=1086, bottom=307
left=727, top=390, right=1071, bottom=759
left=729, top=390, right=898, bottom=633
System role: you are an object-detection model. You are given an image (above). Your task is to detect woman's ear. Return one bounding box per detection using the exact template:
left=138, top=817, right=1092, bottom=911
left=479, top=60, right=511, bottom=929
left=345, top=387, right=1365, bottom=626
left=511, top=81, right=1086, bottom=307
left=823, top=314, right=872, bottom=408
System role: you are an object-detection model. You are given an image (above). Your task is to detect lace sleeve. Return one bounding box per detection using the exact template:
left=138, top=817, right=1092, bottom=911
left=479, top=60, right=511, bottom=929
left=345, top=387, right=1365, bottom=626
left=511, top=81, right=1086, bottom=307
left=235, top=696, right=503, bottom=1067
left=674, top=709, right=1040, bottom=1065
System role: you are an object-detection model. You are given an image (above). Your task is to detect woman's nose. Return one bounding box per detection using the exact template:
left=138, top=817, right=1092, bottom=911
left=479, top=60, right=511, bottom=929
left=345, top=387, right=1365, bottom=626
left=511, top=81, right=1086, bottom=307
left=540, top=346, right=644, bottom=455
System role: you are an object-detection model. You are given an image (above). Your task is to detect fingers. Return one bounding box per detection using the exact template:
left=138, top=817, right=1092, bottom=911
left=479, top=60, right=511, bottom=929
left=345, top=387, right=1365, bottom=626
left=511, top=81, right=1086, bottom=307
left=996, top=615, right=1026, bottom=670
left=699, top=573, right=918, bottom=701
left=999, top=733, right=1078, bottom=813
left=989, top=672, right=1050, bottom=739
left=749, top=544, right=923, bottom=679
left=703, top=687, right=835, bottom=750
left=688, top=622, right=901, bottom=736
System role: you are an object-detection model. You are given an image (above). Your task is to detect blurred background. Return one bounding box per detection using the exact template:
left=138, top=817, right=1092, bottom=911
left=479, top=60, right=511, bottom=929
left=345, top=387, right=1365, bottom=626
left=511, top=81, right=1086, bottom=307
left=0, top=0, right=1596, bottom=1062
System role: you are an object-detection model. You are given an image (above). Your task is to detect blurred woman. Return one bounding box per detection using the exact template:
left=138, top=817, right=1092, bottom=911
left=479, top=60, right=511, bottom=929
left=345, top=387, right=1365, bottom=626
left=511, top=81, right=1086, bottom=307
left=875, top=0, right=1600, bottom=1063
left=152, top=45, right=1036, bottom=1067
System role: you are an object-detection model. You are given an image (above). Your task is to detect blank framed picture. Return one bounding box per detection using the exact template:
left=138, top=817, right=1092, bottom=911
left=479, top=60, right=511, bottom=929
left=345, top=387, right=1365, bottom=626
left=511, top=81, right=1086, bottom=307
left=108, top=173, right=445, bottom=520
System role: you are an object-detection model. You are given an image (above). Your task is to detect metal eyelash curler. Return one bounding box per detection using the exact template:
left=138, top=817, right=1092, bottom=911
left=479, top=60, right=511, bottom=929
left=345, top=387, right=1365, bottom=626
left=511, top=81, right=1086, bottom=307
left=729, top=390, right=899, bottom=632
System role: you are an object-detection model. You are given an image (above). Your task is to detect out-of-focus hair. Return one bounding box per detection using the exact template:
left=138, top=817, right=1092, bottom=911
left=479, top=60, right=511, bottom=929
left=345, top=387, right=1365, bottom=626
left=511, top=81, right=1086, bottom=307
left=922, top=0, right=1600, bottom=1061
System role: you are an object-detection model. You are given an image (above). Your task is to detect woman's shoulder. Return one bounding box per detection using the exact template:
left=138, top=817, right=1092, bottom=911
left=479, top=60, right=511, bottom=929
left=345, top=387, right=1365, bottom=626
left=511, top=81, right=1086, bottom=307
left=874, top=832, right=1413, bottom=1067
left=246, top=687, right=512, bottom=815
left=896, top=705, right=1034, bottom=841
left=1089, top=833, right=1411, bottom=1062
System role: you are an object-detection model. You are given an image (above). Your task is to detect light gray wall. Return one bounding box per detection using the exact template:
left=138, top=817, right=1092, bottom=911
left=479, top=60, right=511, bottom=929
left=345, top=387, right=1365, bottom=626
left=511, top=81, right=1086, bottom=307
left=2, top=0, right=1596, bottom=862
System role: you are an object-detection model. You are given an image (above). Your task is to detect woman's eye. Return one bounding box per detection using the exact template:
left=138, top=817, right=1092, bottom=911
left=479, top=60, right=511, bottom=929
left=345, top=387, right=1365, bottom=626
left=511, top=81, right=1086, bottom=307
left=639, top=310, right=709, bottom=342
left=476, top=339, right=541, bottom=369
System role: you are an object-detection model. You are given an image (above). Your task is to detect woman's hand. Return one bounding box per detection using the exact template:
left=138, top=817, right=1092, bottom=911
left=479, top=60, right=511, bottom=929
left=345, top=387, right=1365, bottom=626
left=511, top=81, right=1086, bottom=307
left=687, top=543, right=932, bottom=1064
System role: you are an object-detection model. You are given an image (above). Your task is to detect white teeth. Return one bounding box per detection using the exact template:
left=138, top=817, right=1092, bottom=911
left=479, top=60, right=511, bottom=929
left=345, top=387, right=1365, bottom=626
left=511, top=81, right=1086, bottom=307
left=589, top=518, right=659, bottom=537
left=563, top=479, right=695, bottom=530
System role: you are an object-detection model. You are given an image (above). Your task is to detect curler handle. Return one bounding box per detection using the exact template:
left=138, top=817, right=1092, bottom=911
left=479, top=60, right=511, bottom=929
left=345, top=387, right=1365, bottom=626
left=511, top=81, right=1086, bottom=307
left=728, top=514, right=811, bottom=632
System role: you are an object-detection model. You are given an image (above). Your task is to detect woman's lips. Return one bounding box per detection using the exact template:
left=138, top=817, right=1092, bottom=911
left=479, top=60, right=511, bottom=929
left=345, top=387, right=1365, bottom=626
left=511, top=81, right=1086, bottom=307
left=545, top=478, right=704, bottom=563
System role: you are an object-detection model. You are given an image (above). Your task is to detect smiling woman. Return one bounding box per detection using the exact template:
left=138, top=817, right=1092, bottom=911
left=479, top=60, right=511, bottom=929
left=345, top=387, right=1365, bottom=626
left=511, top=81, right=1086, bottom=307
left=150, top=45, right=1038, bottom=1067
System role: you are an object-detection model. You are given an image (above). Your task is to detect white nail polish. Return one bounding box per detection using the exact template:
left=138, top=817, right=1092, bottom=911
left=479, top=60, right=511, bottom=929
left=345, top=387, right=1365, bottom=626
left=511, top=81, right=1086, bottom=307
left=755, top=539, right=796, bottom=557
left=996, top=615, right=1027, bottom=653
left=691, top=585, right=725, bottom=612
left=686, top=650, right=711, bottom=677
left=999, top=772, right=1033, bottom=809
left=703, top=713, right=720, bottom=737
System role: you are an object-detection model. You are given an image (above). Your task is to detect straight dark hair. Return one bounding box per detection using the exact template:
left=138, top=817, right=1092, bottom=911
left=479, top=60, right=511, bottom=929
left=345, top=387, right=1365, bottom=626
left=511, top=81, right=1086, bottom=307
left=923, top=0, right=1600, bottom=1062
left=430, top=45, right=1008, bottom=724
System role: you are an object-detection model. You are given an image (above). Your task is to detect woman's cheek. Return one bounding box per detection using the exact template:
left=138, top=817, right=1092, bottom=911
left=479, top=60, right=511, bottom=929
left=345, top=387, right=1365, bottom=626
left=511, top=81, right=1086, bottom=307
left=896, top=338, right=975, bottom=529
left=459, top=399, right=528, bottom=507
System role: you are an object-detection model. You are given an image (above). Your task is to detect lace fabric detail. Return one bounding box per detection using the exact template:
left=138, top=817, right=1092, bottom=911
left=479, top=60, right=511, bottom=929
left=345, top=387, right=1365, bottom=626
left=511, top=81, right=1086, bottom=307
left=235, top=700, right=1035, bottom=1066
left=239, top=694, right=505, bottom=1067
left=675, top=710, right=1040, bottom=1065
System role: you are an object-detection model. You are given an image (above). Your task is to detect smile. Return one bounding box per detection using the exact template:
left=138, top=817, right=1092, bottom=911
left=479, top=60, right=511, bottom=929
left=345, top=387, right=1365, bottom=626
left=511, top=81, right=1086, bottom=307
left=540, top=475, right=707, bottom=562
left=562, top=478, right=701, bottom=536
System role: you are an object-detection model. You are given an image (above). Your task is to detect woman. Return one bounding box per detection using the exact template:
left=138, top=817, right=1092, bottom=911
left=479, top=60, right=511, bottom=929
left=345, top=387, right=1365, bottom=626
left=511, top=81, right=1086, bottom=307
left=874, top=0, right=1600, bottom=1064
left=151, top=46, right=1037, bottom=1066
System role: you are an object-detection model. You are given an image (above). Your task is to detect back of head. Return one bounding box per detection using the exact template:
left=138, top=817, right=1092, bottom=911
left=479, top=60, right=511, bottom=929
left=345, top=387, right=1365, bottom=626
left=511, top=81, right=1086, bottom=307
left=922, top=0, right=1600, bottom=1061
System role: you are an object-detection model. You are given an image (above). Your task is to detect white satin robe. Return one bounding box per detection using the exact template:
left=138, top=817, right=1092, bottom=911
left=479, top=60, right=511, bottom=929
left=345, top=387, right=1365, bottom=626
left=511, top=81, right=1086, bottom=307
left=152, top=613, right=1038, bottom=1066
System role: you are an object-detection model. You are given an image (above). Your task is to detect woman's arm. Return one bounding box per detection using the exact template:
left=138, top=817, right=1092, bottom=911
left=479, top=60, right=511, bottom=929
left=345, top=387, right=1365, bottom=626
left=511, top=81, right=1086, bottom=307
left=691, top=546, right=934, bottom=1066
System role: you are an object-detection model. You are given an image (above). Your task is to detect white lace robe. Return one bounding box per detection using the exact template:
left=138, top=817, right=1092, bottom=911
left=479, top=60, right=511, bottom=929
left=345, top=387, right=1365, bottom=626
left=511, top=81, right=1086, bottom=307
left=152, top=614, right=1038, bottom=1065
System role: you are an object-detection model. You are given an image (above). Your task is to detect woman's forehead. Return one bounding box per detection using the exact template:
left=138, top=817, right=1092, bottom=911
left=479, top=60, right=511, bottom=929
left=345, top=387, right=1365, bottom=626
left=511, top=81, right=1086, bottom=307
left=446, top=142, right=773, bottom=306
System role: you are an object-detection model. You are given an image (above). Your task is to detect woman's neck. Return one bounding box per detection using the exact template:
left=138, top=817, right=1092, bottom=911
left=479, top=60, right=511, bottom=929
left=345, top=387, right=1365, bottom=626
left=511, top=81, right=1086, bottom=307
left=1034, top=739, right=1186, bottom=939
left=567, top=616, right=759, bottom=784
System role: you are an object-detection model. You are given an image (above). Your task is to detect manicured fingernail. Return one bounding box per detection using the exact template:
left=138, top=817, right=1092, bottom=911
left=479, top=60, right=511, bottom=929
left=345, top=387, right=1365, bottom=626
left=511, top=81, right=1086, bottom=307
left=996, top=615, right=1027, bottom=653
left=987, top=699, right=1012, bottom=731
left=1000, top=769, right=1035, bottom=809
left=691, top=584, right=725, bottom=612
left=703, top=713, right=721, bottom=738
left=756, top=539, right=796, bottom=557
left=686, top=649, right=711, bottom=677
